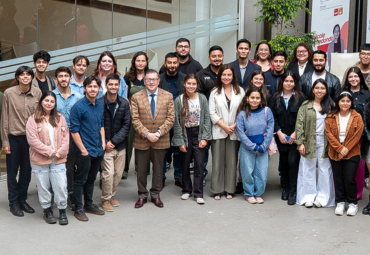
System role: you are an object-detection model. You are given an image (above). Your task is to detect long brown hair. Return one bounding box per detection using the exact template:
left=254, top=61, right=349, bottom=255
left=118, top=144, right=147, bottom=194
left=245, top=70, right=270, bottom=101
left=275, top=70, right=302, bottom=107
left=126, top=51, right=149, bottom=82
left=236, top=87, right=266, bottom=120
left=93, top=51, right=119, bottom=77
left=34, top=91, right=60, bottom=127
left=180, top=74, right=198, bottom=128
left=213, top=64, right=241, bottom=95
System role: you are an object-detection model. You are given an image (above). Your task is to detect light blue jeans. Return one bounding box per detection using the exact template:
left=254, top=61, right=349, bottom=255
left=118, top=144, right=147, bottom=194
left=239, top=145, right=269, bottom=197
left=31, top=158, right=67, bottom=209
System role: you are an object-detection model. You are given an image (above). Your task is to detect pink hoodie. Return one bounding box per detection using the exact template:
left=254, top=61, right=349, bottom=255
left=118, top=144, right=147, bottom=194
left=26, top=113, right=69, bottom=165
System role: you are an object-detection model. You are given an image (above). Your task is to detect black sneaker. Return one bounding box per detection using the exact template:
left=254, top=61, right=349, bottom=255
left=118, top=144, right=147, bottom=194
left=175, top=178, right=183, bottom=188
left=281, top=189, right=290, bottom=201
left=67, top=196, right=76, bottom=211
left=362, top=202, right=370, bottom=215
left=287, top=190, right=297, bottom=205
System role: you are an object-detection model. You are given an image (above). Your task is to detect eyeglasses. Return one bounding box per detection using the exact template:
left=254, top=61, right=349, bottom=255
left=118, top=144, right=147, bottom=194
left=360, top=52, right=370, bottom=57
left=145, top=78, right=159, bottom=83
left=177, top=45, right=190, bottom=49
left=297, top=50, right=308, bottom=55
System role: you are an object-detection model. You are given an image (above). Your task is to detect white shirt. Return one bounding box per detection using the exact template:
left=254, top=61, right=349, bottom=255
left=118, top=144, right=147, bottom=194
left=339, top=112, right=351, bottom=143
left=185, top=95, right=200, bottom=128
left=312, top=71, right=326, bottom=85
left=298, top=62, right=308, bottom=77
left=48, top=122, right=55, bottom=149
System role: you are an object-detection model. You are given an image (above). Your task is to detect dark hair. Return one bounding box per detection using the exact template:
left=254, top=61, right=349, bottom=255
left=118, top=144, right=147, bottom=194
left=275, top=70, right=301, bottom=107
left=237, top=39, right=251, bottom=49
left=329, top=92, right=354, bottom=116
left=253, top=41, right=272, bottom=62
left=176, top=38, right=190, bottom=47
left=246, top=70, right=269, bottom=101
left=313, top=50, right=327, bottom=60
left=126, top=51, right=149, bottom=82
left=272, top=51, right=287, bottom=61
left=360, top=43, right=370, bottom=52
left=181, top=74, right=198, bottom=128
left=333, top=24, right=341, bottom=34
left=290, top=43, right=314, bottom=63
left=214, top=64, right=241, bottom=95
left=93, top=51, right=118, bottom=77
left=144, top=69, right=159, bottom=79
left=209, top=45, right=224, bottom=55
left=342, top=66, right=369, bottom=92
left=236, top=87, right=266, bottom=120
left=34, top=91, right=60, bottom=127
left=165, top=52, right=179, bottom=62
left=105, top=73, right=120, bottom=85
left=55, top=66, right=71, bottom=77
left=15, top=66, right=34, bottom=83
left=83, top=75, right=101, bottom=87
left=307, top=78, right=334, bottom=114
left=73, top=55, right=90, bottom=66
left=33, top=50, right=51, bottom=63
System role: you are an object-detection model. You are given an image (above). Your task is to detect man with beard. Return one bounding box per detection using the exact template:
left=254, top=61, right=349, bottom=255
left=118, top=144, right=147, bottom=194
left=265, top=51, right=288, bottom=96
left=159, top=38, right=203, bottom=75
left=299, top=50, right=340, bottom=99
left=230, top=39, right=261, bottom=90
left=70, top=76, right=106, bottom=221
left=196, top=46, right=224, bottom=186
left=197, top=45, right=224, bottom=99
left=53, top=66, right=83, bottom=211
left=31, top=50, right=56, bottom=93
left=159, top=52, right=185, bottom=187
left=70, top=55, right=90, bottom=95
left=342, top=44, right=370, bottom=89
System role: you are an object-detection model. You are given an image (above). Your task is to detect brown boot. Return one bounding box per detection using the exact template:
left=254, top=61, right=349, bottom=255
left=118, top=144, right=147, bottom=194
left=110, top=197, right=120, bottom=207
left=74, top=209, right=89, bottom=221
left=102, top=201, right=113, bottom=212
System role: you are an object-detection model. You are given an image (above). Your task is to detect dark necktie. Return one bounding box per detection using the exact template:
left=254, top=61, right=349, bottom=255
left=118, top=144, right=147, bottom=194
left=150, top=94, right=156, bottom=118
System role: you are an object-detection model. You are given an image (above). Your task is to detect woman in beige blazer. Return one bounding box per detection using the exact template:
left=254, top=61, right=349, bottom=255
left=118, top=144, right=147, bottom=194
left=209, top=64, right=245, bottom=200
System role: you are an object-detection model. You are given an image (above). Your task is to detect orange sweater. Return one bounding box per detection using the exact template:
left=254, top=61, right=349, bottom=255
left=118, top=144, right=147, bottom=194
left=325, top=109, right=364, bottom=161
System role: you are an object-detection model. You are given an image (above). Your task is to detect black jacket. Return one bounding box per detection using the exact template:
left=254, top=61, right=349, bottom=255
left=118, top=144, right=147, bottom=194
left=159, top=71, right=185, bottom=97
left=350, top=89, right=370, bottom=119
left=196, top=65, right=217, bottom=100
left=264, top=70, right=284, bottom=97
left=268, top=93, right=306, bottom=151
left=159, top=55, right=203, bottom=75
left=298, top=71, right=340, bottom=100
left=229, top=59, right=261, bottom=90
left=98, top=95, right=131, bottom=151
left=287, top=61, right=314, bottom=81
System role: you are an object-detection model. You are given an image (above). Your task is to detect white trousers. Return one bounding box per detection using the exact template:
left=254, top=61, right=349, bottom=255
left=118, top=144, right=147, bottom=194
left=31, top=158, right=68, bottom=209
left=296, top=137, right=335, bottom=207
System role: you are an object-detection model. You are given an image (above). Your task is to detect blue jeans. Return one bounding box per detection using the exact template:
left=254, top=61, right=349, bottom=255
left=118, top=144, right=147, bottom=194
left=239, top=145, right=269, bottom=197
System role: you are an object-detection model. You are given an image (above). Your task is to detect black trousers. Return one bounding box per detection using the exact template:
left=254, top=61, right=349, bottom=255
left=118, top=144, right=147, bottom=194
left=6, top=135, right=32, bottom=206
left=73, top=152, right=104, bottom=210
left=66, top=135, right=76, bottom=195
left=278, top=145, right=300, bottom=191
left=178, top=127, right=205, bottom=198
left=330, top=155, right=360, bottom=204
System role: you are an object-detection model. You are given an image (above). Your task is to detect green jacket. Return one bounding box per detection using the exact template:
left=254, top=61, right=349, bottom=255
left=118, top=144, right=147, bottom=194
left=295, top=100, right=329, bottom=159
left=171, top=93, right=212, bottom=147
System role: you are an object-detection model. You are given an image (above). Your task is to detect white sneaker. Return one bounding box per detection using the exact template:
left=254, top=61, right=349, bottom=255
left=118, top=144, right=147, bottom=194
left=181, top=193, right=190, bottom=200
left=305, top=202, right=313, bottom=208
left=347, top=203, right=358, bottom=216
left=196, top=198, right=205, bottom=204
left=335, top=202, right=345, bottom=216
left=313, top=200, right=322, bottom=208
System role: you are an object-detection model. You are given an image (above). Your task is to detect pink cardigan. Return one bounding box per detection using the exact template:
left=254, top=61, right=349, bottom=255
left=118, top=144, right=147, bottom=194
left=26, top=113, right=69, bottom=165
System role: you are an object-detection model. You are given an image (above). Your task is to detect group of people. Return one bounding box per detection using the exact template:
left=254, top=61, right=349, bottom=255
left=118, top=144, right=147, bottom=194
left=1, top=38, right=370, bottom=226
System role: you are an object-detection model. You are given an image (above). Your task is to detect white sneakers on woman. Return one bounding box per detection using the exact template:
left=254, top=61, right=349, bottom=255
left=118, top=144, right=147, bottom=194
left=335, top=202, right=358, bottom=216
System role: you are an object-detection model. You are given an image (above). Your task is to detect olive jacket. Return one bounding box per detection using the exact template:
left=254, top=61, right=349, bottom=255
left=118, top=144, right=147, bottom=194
left=295, top=100, right=329, bottom=159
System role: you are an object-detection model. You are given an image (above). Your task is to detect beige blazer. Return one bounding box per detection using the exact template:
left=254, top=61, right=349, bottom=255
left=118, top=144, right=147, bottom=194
left=209, top=86, right=245, bottom=140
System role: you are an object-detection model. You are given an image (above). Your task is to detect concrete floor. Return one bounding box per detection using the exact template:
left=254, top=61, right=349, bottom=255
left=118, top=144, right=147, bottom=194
left=0, top=153, right=369, bottom=254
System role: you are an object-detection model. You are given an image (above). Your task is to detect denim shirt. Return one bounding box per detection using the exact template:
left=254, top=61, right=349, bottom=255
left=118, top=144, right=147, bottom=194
left=69, top=74, right=86, bottom=95
left=53, top=87, right=83, bottom=128
left=97, top=76, right=127, bottom=99
left=70, top=97, right=104, bottom=157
